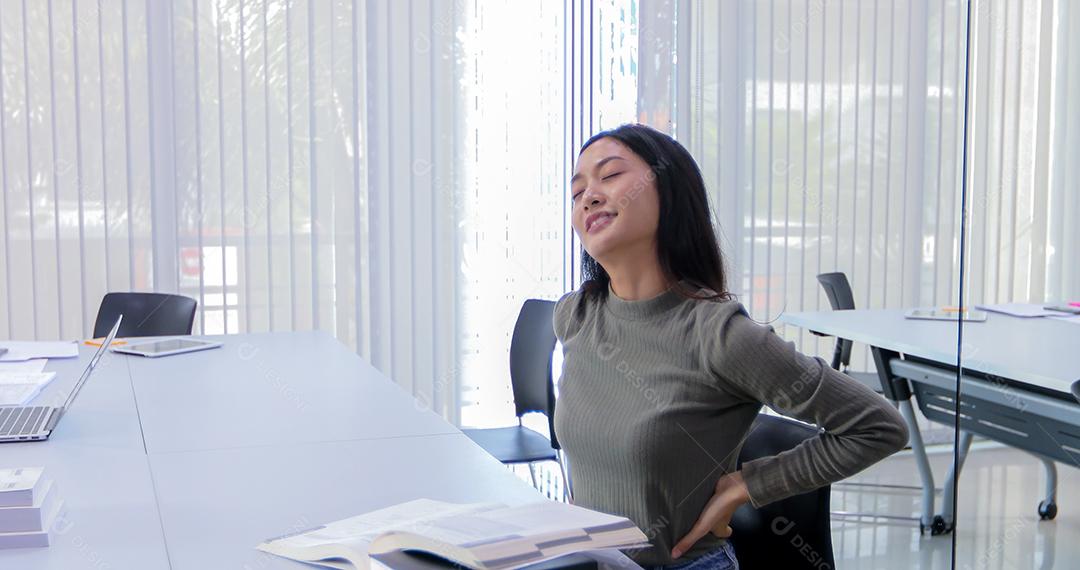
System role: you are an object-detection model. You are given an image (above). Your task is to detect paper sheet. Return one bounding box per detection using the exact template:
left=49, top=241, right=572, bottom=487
left=974, top=303, right=1063, bottom=318
left=0, top=359, right=49, bottom=374
left=0, top=372, right=57, bottom=406
left=1048, top=315, right=1080, bottom=325
left=0, top=341, right=79, bottom=362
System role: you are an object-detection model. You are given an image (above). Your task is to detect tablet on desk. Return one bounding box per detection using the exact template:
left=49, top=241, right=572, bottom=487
left=112, top=338, right=223, bottom=358
left=904, top=308, right=988, bottom=322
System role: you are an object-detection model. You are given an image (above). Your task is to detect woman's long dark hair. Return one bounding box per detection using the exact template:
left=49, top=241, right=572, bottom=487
left=578, top=123, right=732, bottom=302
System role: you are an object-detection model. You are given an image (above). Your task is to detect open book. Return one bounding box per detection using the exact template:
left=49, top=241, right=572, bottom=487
left=255, top=499, right=650, bottom=570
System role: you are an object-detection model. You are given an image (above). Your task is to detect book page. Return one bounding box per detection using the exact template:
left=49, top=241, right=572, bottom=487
left=257, top=499, right=502, bottom=567
left=450, top=501, right=639, bottom=537
left=372, top=501, right=640, bottom=549
left=380, top=501, right=650, bottom=569
left=296, top=500, right=501, bottom=546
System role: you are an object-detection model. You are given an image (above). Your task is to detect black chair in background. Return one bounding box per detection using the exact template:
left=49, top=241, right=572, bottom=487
left=93, top=293, right=198, bottom=338
left=462, top=299, right=569, bottom=499
left=816, top=272, right=927, bottom=520
left=815, top=272, right=883, bottom=394
left=729, top=414, right=834, bottom=570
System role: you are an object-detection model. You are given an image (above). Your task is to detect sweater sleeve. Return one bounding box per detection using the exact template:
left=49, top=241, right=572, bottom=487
left=703, top=302, right=909, bottom=508
left=552, top=290, right=583, bottom=342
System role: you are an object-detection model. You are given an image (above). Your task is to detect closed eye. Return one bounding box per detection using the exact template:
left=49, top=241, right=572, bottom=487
left=602, top=172, right=623, bottom=181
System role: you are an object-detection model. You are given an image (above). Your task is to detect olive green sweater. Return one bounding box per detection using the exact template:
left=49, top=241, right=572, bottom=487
left=552, top=281, right=908, bottom=566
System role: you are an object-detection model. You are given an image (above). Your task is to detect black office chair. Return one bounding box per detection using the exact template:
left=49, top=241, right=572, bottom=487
left=93, top=292, right=198, bottom=338
left=817, top=272, right=925, bottom=516
left=729, top=414, right=834, bottom=570
left=815, top=272, right=883, bottom=394
left=462, top=299, right=569, bottom=498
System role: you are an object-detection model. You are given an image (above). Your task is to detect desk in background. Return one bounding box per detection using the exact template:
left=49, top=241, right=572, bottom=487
left=781, top=309, right=1080, bottom=535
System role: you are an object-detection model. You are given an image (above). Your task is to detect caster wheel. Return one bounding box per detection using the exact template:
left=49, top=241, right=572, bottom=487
left=930, top=515, right=951, bottom=535
left=1038, top=500, right=1057, bottom=520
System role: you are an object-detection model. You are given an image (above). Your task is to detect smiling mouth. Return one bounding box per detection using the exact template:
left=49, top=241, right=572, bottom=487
left=586, top=212, right=617, bottom=233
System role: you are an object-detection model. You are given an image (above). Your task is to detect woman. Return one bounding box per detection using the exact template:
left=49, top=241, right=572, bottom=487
left=552, top=124, right=908, bottom=569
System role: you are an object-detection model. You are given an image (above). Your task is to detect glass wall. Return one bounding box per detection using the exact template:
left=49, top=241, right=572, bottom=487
left=955, top=0, right=1079, bottom=567
left=666, top=0, right=969, bottom=566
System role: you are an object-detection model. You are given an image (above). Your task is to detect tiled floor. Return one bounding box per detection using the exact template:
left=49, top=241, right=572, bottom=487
left=832, top=441, right=1078, bottom=569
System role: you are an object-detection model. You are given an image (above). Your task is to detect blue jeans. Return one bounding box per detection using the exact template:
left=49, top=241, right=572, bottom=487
left=648, top=541, right=739, bottom=570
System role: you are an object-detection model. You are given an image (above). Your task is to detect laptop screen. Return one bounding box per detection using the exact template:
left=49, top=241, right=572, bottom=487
left=59, top=315, right=123, bottom=412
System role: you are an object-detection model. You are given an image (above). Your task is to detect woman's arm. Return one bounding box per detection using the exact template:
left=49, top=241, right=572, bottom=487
left=709, top=303, right=909, bottom=506
left=672, top=303, right=908, bottom=558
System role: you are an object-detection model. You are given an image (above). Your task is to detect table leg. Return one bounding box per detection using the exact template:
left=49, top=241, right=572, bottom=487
left=1038, top=458, right=1058, bottom=520
left=940, top=430, right=973, bottom=528
left=897, top=399, right=938, bottom=533
left=872, top=347, right=947, bottom=535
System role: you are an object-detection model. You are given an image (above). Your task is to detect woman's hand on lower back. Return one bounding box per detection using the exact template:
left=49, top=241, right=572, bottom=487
left=670, top=471, right=751, bottom=560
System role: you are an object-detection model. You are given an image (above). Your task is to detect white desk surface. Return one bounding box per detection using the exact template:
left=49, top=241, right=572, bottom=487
left=0, top=445, right=171, bottom=569
left=29, top=346, right=147, bottom=451
left=149, top=434, right=543, bottom=569
left=126, top=331, right=459, bottom=453
left=2, top=332, right=544, bottom=569
left=781, top=309, right=1080, bottom=396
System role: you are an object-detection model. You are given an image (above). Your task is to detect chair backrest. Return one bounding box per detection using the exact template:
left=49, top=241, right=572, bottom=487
left=93, top=293, right=198, bottom=338
left=729, top=414, right=834, bottom=570
left=508, top=299, right=560, bottom=448
left=816, top=272, right=855, bottom=370
left=1072, top=379, right=1080, bottom=405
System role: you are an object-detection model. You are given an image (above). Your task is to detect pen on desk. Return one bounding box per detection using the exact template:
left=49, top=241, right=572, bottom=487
left=84, top=338, right=127, bottom=347
left=1070, top=301, right=1080, bottom=308
left=941, top=306, right=968, bottom=313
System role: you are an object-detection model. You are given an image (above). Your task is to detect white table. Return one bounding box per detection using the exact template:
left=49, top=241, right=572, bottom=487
left=148, top=434, right=541, bottom=569
left=0, top=332, right=547, bottom=569
left=126, top=331, right=458, bottom=453
left=781, top=309, right=1080, bottom=534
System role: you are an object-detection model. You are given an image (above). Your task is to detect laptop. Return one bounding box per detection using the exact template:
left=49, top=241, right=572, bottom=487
left=0, top=315, right=122, bottom=443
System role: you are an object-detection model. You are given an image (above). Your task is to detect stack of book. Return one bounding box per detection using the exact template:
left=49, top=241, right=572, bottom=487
left=0, top=467, right=64, bottom=549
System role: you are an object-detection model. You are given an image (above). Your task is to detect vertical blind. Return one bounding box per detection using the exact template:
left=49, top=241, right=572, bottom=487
left=158, top=0, right=461, bottom=420
left=0, top=0, right=636, bottom=428
left=1, top=0, right=1075, bottom=426
left=653, top=0, right=1078, bottom=367
left=0, top=0, right=154, bottom=342
left=455, top=0, right=568, bottom=426
left=660, top=0, right=971, bottom=366
left=964, top=0, right=1080, bottom=306
left=458, top=0, right=637, bottom=426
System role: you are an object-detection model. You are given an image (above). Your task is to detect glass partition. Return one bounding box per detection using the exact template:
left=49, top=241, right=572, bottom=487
left=955, top=0, right=1078, bottom=567
left=674, top=0, right=968, bottom=566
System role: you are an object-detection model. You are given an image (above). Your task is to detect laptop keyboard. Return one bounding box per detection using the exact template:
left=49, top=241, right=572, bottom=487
left=0, top=406, right=50, bottom=437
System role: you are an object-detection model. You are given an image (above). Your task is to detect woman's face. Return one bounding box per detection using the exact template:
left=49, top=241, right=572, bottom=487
left=570, top=138, right=661, bottom=263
